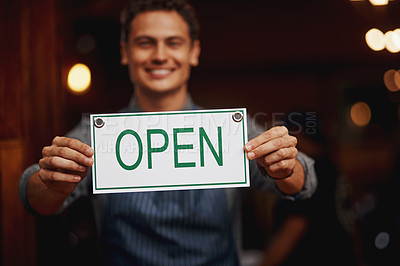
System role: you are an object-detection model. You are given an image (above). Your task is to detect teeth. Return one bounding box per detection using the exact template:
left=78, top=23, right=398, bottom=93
left=150, top=69, right=171, bottom=75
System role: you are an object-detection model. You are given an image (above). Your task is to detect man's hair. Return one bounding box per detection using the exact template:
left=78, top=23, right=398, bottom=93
left=120, top=0, right=199, bottom=43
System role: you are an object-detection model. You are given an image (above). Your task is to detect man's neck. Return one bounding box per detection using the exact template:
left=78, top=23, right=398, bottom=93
left=134, top=87, right=188, bottom=112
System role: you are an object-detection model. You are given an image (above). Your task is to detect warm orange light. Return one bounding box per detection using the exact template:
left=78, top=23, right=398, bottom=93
left=369, top=0, right=389, bottom=6
left=384, top=31, right=400, bottom=53
left=394, top=70, right=400, bottom=90
left=350, top=102, right=371, bottom=127
left=365, top=28, right=385, bottom=51
left=392, top=29, right=400, bottom=49
left=384, top=70, right=400, bottom=92
left=67, top=63, right=91, bottom=94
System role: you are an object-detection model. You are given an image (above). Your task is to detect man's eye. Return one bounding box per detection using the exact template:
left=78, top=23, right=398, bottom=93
left=137, top=41, right=153, bottom=47
left=168, top=41, right=182, bottom=47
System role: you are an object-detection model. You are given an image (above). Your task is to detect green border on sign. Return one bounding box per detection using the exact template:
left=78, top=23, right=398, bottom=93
left=92, top=109, right=248, bottom=191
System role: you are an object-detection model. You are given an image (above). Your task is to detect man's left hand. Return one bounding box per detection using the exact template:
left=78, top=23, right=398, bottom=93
left=245, top=126, right=298, bottom=179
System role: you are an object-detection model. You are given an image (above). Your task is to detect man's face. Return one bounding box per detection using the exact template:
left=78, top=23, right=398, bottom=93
left=121, top=10, right=200, bottom=95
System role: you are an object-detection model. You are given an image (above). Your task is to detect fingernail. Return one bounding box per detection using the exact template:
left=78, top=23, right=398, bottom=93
left=74, top=176, right=81, bottom=182
left=87, top=148, right=94, bottom=156
left=245, top=144, right=252, bottom=151
left=85, top=158, right=92, bottom=165
left=248, top=152, right=255, bottom=159
left=78, top=165, right=86, bottom=171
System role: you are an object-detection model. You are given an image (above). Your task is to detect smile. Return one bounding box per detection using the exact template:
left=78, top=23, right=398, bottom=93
left=146, top=68, right=175, bottom=77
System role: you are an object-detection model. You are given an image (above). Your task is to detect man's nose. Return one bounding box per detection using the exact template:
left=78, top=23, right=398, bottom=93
left=151, top=44, right=168, bottom=64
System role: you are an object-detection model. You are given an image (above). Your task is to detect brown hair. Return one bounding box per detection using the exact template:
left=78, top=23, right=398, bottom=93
left=120, top=0, right=200, bottom=43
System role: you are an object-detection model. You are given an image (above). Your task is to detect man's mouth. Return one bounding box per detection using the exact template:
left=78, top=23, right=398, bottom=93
left=146, top=68, right=175, bottom=77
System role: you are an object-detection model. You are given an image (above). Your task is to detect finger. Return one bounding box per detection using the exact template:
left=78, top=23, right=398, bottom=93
left=261, top=147, right=298, bottom=166
left=52, top=136, right=94, bottom=157
left=39, top=157, right=88, bottom=173
left=247, top=135, right=297, bottom=160
left=264, top=159, right=296, bottom=177
left=42, top=146, right=93, bottom=167
left=245, top=126, right=288, bottom=152
left=38, top=168, right=82, bottom=183
left=56, top=167, right=89, bottom=179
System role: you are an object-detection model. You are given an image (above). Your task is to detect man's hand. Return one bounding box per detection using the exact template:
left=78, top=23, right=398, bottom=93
left=38, top=136, right=94, bottom=195
left=245, top=126, right=298, bottom=179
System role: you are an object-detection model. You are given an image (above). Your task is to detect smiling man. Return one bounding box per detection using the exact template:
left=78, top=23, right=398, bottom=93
left=120, top=9, right=201, bottom=112
left=19, top=0, right=317, bottom=265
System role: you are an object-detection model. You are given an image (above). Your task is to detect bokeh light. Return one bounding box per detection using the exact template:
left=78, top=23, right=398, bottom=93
left=366, top=28, right=400, bottom=53
left=350, top=101, right=372, bottom=127
left=393, top=70, right=400, bottom=90
left=365, top=28, right=385, bottom=51
left=384, top=69, right=400, bottom=92
left=369, top=0, right=389, bottom=6
left=67, top=63, right=91, bottom=94
left=384, top=31, right=400, bottom=53
left=375, top=232, right=390, bottom=250
left=392, top=29, right=400, bottom=48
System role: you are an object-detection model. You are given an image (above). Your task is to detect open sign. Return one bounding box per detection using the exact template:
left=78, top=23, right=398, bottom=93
left=90, top=108, right=249, bottom=194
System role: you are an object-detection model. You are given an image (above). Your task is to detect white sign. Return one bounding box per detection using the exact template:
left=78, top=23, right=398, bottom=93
left=90, top=108, right=249, bottom=194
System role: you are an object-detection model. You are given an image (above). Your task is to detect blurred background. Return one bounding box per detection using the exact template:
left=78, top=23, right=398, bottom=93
left=1, top=0, right=399, bottom=265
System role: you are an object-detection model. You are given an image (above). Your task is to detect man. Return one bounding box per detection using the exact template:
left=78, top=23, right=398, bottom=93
left=19, top=0, right=317, bottom=264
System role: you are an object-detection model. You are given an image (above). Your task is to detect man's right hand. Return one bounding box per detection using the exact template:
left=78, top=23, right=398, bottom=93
left=38, top=136, right=94, bottom=195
